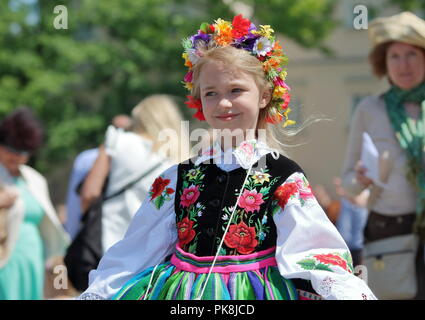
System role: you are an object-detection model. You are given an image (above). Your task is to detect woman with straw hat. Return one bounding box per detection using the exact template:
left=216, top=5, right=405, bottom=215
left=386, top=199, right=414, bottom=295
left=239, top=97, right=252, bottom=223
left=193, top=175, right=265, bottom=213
left=341, top=11, right=425, bottom=299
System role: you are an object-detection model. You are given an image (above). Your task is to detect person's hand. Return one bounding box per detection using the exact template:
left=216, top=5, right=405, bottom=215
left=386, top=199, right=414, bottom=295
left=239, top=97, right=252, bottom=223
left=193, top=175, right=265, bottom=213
left=0, top=189, right=17, bottom=210
left=80, top=145, right=110, bottom=213
left=354, top=161, right=374, bottom=188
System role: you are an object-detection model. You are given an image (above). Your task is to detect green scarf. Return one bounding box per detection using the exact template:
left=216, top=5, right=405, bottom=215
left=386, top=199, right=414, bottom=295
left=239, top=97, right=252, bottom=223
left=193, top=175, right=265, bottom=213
left=383, top=81, right=425, bottom=240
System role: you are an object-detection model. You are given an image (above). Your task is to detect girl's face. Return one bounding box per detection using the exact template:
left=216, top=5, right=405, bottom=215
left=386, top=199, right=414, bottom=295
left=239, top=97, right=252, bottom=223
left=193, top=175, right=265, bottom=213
left=386, top=42, right=425, bottom=90
left=198, top=60, right=269, bottom=136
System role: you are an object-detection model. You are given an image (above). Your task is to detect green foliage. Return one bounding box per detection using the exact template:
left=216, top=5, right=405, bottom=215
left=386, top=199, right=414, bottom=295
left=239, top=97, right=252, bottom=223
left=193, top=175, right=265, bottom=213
left=1, top=0, right=338, bottom=174
left=386, top=0, right=425, bottom=13
left=248, top=0, right=338, bottom=49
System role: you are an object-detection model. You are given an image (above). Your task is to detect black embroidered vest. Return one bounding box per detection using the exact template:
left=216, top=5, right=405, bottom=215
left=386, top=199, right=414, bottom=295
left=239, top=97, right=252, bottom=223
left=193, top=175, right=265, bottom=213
left=174, top=153, right=304, bottom=257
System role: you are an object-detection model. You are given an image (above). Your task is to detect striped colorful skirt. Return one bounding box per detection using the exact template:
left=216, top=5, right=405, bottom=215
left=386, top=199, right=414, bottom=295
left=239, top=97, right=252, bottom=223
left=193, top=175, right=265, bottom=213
left=112, top=245, right=302, bottom=300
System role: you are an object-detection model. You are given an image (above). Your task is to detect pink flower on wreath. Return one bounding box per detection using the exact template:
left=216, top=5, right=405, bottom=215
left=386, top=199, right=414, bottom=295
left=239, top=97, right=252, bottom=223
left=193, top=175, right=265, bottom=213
left=294, top=177, right=315, bottom=202
left=180, top=185, right=200, bottom=208
left=238, top=189, right=264, bottom=213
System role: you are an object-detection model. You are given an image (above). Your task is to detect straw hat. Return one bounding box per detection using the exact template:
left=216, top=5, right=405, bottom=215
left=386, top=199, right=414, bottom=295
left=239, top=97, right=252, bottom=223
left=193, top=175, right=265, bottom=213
left=368, top=11, right=425, bottom=50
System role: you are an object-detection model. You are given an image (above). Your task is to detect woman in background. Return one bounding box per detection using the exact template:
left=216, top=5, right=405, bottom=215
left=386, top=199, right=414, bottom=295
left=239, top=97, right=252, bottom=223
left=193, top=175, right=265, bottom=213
left=0, top=107, right=69, bottom=300
left=341, top=12, right=425, bottom=299
left=81, top=94, right=191, bottom=253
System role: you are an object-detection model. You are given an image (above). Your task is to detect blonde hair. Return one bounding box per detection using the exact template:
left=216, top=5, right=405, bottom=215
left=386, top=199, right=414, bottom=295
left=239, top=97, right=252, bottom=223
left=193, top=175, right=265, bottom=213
left=190, top=46, right=322, bottom=155
left=131, top=94, right=191, bottom=163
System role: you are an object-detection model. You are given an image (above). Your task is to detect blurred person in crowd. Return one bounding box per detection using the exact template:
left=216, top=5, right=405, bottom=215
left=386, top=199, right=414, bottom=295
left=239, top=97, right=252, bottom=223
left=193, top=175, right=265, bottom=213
left=333, top=178, right=369, bottom=267
left=341, top=12, right=425, bottom=299
left=80, top=94, right=191, bottom=253
left=0, top=107, right=69, bottom=300
left=64, top=114, right=131, bottom=240
left=312, top=184, right=340, bottom=225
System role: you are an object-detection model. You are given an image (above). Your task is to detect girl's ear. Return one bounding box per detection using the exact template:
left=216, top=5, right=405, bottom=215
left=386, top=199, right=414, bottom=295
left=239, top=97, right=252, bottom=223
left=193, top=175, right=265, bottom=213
left=259, top=88, right=272, bottom=109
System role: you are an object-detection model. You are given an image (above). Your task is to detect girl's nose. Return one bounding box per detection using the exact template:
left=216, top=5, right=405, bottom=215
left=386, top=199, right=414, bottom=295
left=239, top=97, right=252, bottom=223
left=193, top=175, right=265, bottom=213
left=218, top=97, right=232, bottom=109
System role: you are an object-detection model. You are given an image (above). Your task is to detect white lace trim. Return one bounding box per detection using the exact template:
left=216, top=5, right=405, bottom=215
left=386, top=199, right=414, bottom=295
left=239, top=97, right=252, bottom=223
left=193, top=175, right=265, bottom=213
left=312, top=275, right=377, bottom=300
left=76, top=292, right=106, bottom=300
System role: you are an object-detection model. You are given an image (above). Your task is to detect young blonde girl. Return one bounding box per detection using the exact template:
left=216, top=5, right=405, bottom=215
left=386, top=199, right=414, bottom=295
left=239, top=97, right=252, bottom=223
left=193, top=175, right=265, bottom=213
left=79, top=15, right=376, bottom=300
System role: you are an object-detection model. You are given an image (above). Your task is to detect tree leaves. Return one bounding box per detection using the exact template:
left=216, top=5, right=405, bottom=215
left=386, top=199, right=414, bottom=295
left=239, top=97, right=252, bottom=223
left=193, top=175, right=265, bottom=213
left=1, top=0, right=339, bottom=176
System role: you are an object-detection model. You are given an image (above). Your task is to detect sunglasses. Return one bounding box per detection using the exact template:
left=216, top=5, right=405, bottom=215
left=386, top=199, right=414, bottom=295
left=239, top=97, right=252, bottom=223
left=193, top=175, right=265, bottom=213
left=1, top=144, right=30, bottom=156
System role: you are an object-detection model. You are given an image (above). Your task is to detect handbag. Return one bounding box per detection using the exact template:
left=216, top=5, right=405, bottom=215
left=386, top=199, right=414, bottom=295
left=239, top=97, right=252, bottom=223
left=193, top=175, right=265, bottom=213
left=364, top=233, right=418, bottom=300
left=64, top=162, right=163, bottom=292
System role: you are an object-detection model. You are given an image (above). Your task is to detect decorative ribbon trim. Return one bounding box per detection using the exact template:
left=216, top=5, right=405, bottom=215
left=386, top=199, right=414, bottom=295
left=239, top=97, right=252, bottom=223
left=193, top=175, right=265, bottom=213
left=171, top=244, right=277, bottom=274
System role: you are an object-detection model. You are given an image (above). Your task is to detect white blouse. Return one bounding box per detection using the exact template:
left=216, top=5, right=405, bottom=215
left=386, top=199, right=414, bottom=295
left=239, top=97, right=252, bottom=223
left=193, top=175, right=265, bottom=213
left=80, top=139, right=376, bottom=300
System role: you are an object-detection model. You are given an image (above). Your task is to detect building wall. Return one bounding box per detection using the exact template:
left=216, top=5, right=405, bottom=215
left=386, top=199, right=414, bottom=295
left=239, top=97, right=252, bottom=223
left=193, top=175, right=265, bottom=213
left=278, top=0, right=400, bottom=198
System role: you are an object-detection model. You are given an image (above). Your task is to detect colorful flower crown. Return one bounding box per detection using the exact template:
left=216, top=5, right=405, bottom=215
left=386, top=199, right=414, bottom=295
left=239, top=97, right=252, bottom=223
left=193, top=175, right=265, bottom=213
left=182, top=14, right=295, bottom=127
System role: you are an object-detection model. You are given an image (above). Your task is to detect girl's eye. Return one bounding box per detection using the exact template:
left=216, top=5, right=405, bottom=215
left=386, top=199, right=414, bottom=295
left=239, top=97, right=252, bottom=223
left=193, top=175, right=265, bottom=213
left=205, top=91, right=216, bottom=97
left=232, top=88, right=243, bottom=93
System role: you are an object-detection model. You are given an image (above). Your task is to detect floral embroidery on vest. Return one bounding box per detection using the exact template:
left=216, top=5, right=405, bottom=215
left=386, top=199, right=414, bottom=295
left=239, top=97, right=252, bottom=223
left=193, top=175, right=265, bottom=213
left=218, top=167, right=281, bottom=255
left=175, top=152, right=303, bottom=256
left=177, top=165, right=207, bottom=252
left=149, top=176, right=175, bottom=210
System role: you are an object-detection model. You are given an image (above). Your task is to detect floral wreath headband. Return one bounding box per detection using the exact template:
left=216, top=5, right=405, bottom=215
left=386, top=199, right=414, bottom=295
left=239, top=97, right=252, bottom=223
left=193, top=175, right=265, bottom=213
left=182, top=14, right=295, bottom=127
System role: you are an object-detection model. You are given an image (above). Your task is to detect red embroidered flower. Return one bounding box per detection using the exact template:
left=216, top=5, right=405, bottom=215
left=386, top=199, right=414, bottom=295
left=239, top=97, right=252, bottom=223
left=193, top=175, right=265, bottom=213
left=231, top=14, right=251, bottom=39
left=313, top=254, right=349, bottom=271
left=177, top=216, right=196, bottom=246
left=224, top=221, right=258, bottom=254
left=294, top=177, right=314, bottom=202
left=180, top=185, right=200, bottom=208
left=150, top=176, right=171, bottom=200
left=238, top=189, right=264, bottom=213
left=184, top=95, right=205, bottom=121
left=273, top=182, right=298, bottom=208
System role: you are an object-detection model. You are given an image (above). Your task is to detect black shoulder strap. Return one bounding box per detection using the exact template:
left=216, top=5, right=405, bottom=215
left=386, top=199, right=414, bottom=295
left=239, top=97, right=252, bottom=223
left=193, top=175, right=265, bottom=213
left=103, top=161, right=164, bottom=201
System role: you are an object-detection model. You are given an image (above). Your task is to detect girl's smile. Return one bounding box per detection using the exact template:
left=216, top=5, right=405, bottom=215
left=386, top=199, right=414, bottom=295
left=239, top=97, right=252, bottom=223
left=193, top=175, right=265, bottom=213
left=215, top=112, right=241, bottom=121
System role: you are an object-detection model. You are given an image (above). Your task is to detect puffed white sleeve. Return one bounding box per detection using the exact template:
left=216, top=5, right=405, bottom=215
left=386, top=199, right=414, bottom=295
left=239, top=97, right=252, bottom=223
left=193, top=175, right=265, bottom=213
left=272, top=172, right=377, bottom=300
left=78, top=164, right=179, bottom=300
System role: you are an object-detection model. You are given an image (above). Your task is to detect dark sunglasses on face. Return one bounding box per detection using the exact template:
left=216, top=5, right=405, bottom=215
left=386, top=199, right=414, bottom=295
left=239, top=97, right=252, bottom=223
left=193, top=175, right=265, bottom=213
left=1, top=144, right=30, bottom=157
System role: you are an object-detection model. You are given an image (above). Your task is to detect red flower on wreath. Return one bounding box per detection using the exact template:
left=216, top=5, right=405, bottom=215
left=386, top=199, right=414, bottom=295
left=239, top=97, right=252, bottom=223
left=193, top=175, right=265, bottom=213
left=180, top=185, right=200, bottom=208
left=177, top=216, right=196, bottom=246
left=150, top=176, right=171, bottom=200
left=273, top=182, right=298, bottom=208
left=224, top=221, right=258, bottom=254
left=184, top=95, right=205, bottom=121
left=313, top=254, right=349, bottom=272
left=231, top=14, right=251, bottom=39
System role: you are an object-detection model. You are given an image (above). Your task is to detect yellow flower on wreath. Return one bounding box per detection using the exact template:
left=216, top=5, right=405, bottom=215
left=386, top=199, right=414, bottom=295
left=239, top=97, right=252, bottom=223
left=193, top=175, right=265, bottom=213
left=214, top=18, right=233, bottom=46
left=273, top=86, right=287, bottom=99
left=252, top=25, right=274, bottom=38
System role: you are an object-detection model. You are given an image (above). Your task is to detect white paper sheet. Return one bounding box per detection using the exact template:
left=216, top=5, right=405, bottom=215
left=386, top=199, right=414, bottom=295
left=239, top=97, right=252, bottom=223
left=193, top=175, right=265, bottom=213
left=360, top=132, right=387, bottom=189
